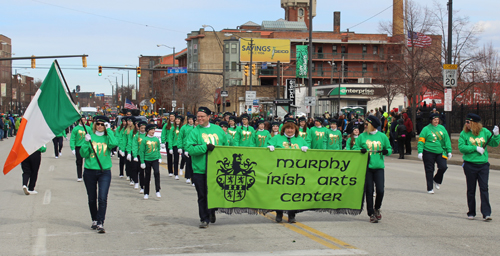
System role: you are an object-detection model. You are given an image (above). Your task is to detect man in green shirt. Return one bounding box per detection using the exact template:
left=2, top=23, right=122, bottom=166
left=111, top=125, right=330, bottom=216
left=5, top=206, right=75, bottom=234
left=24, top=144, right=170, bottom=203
left=186, top=107, right=228, bottom=228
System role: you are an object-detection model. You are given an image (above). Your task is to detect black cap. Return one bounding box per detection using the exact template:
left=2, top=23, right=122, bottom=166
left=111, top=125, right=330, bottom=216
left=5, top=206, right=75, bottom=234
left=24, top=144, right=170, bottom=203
left=329, top=119, right=338, bottom=124
left=240, top=114, right=250, bottom=120
left=466, top=113, right=481, bottom=122
left=130, top=116, right=137, bottom=123
left=219, top=121, right=229, bottom=128
left=229, top=115, right=237, bottom=121
left=298, top=117, right=306, bottom=122
left=187, top=114, right=195, bottom=120
left=138, top=121, right=147, bottom=127
left=214, top=118, right=221, bottom=123
left=198, top=107, right=212, bottom=115
left=366, top=115, right=381, bottom=128
left=146, top=124, right=157, bottom=131
left=284, top=118, right=297, bottom=125
left=224, top=112, right=231, bottom=116
left=429, top=113, right=440, bottom=121
left=94, top=115, right=109, bottom=123
left=257, top=119, right=265, bottom=124
left=314, top=116, right=324, bottom=123
left=81, top=114, right=86, bottom=118
left=176, top=115, right=185, bottom=122
left=271, top=121, right=280, bottom=127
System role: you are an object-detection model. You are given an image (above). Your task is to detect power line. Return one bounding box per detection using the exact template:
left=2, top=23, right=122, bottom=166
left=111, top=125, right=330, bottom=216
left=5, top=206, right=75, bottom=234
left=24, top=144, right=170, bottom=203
left=347, top=0, right=402, bottom=30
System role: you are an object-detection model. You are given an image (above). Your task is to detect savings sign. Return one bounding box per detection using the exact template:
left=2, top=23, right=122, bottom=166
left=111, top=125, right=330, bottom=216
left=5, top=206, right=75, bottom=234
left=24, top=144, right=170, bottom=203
left=240, top=38, right=291, bottom=63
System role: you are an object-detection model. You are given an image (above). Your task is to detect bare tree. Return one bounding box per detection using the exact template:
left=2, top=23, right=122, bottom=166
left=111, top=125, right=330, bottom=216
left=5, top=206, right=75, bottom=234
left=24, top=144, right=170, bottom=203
left=373, top=60, right=404, bottom=110
left=474, top=43, right=500, bottom=103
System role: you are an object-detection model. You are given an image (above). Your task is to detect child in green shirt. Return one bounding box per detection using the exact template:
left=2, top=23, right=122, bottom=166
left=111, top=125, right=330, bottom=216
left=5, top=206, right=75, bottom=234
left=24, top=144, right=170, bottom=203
left=139, top=124, right=162, bottom=200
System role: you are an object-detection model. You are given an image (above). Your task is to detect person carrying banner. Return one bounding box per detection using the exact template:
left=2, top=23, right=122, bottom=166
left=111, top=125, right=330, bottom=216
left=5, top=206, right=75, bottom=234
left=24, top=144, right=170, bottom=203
left=354, top=115, right=392, bottom=223
left=307, top=117, right=328, bottom=149
left=234, top=114, right=255, bottom=147
left=116, top=117, right=128, bottom=178
left=161, top=112, right=176, bottom=176
left=179, top=115, right=196, bottom=184
left=80, top=115, right=118, bottom=233
left=345, top=126, right=359, bottom=150
left=22, top=145, right=47, bottom=195
left=268, top=118, right=309, bottom=223
left=168, top=115, right=184, bottom=180
left=70, top=115, right=92, bottom=182
left=417, top=113, right=452, bottom=194
left=253, top=119, right=271, bottom=148
left=139, top=124, right=162, bottom=200
left=326, top=119, right=342, bottom=150
left=458, top=113, right=500, bottom=221
left=131, top=121, right=148, bottom=192
left=186, top=107, right=228, bottom=228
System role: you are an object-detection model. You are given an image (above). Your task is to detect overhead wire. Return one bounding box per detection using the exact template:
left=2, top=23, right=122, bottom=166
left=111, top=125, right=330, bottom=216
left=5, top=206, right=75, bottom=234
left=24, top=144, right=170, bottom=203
left=347, top=0, right=402, bottom=31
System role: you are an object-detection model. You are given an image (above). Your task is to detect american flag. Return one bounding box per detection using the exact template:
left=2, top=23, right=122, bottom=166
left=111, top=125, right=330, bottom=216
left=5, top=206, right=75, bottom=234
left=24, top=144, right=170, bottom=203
left=124, top=98, right=138, bottom=109
left=407, top=31, right=432, bottom=48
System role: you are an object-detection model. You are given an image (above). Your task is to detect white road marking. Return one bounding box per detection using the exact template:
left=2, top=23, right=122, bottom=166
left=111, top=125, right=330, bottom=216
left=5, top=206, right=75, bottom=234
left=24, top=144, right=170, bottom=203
left=49, top=165, right=54, bottom=172
left=160, top=249, right=368, bottom=255
left=32, top=228, right=46, bottom=256
left=43, top=190, right=51, bottom=205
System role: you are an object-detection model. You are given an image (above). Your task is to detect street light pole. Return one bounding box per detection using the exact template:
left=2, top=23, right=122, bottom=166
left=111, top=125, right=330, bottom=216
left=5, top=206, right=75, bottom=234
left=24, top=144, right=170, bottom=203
left=249, top=38, right=253, bottom=91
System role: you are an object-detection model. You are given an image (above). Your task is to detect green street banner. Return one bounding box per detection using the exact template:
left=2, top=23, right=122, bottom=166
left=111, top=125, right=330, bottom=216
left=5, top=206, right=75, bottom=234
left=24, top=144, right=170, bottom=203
left=207, top=146, right=368, bottom=215
left=296, top=45, right=308, bottom=78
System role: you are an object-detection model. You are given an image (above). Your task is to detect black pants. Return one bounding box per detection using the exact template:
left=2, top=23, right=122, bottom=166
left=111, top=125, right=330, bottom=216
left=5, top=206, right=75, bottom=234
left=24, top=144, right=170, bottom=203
left=130, top=156, right=139, bottom=184
left=125, top=151, right=132, bottom=178
left=75, top=146, right=83, bottom=179
left=144, top=160, right=160, bottom=195
left=136, top=156, right=145, bottom=189
left=423, top=150, right=448, bottom=191
left=397, top=138, right=405, bottom=158
left=172, top=146, right=180, bottom=175
left=21, top=151, right=41, bottom=191
left=180, top=151, right=186, bottom=170
left=463, top=161, right=491, bottom=218
left=52, top=137, right=63, bottom=157
left=365, top=168, right=384, bottom=216
left=166, top=143, right=173, bottom=174
left=183, top=154, right=193, bottom=179
left=119, top=154, right=125, bottom=176
left=192, top=173, right=216, bottom=223
left=405, top=132, right=412, bottom=154
left=276, top=210, right=296, bottom=219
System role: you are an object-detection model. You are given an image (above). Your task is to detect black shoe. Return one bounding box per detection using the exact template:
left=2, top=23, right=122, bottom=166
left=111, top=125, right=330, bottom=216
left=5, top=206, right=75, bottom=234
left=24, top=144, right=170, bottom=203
left=288, top=217, right=296, bottom=223
left=276, top=212, right=283, bottom=223
left=91, top=221, right=98, bottom=230
left=199, top=221, right=209, bottom=228
left=405, top=153, right=411, bottom=155
left=398, top=156, right=404, bottom=159
left=210, top=213, right=216, bottom=224
left=96, top=224, right=105, bottom=233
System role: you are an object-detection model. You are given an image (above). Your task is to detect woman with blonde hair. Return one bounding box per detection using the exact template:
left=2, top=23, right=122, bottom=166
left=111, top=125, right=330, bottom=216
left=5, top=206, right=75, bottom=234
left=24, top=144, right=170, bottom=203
left=458, top=113, right=500, bottom=221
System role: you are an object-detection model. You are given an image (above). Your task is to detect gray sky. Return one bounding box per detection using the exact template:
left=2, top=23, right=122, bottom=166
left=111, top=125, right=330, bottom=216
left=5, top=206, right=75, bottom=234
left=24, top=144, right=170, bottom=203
left=1, top=0, right=497, bottom=95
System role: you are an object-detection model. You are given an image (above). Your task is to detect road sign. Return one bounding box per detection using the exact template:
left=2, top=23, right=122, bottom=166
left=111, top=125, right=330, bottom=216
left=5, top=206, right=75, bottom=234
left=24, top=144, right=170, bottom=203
left=262, top=62, right=268, bottom=70
left=95, top=93, right=104, bottom=97
left=172, top=100, right=177, bottom=108
left=253, top=99, right=259, bottom=106
left=443, top=64, right=458, bottom=88
left=304, top=96, right=316, bottom=106
left=245, top=91, right=256, bottom=106
left=167, top=67, right=188, bottom=74
left=444, top=88, right=452, bottom=111
left=150, top=98, right=156, bottom=104
left=143, top=105, right=148, bottom=110
left=221, top=91, right=228, bottom=97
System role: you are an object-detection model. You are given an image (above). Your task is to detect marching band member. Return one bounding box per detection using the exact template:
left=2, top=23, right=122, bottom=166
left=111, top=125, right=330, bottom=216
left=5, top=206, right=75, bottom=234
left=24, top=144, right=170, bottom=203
left=219, top=121, right=234, bottom=146
left=139, top=124, right=162, bottom=200
left=22, top=145, right=46, bottom=195
left=227, top=116, right=239, bottom=141
left=270, top=121, right=280, bottom=138
left=116, top=117, right=128, bottom=178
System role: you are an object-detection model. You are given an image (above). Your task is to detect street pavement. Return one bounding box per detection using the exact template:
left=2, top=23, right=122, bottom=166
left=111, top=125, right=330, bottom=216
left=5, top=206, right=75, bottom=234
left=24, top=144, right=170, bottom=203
left=1, top=135, right=500, bottom=255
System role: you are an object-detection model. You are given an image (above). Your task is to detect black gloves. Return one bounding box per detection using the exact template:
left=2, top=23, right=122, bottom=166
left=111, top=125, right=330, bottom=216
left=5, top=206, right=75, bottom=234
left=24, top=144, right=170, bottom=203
left=207, top=144, right=215, bottom=151
left=360, top=148, right=367, bottom=154
left=382, top=149, right=389, bottom=155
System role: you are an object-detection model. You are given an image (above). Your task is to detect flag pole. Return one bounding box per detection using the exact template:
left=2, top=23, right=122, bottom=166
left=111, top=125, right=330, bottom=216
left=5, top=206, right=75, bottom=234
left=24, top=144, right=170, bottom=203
left=54, top=60, right=104, bottom=171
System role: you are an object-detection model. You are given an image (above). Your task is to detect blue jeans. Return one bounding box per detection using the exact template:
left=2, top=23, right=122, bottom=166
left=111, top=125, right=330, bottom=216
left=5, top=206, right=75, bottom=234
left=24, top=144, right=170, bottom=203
left=83, top=169, right=111, bottom=225
left=0, top=129, right=3, bottom=140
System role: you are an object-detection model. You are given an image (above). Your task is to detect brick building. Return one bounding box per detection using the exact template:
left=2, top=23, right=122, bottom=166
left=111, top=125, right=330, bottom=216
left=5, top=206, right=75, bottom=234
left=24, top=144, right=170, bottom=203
left=0, top=35, right=12, bottom=113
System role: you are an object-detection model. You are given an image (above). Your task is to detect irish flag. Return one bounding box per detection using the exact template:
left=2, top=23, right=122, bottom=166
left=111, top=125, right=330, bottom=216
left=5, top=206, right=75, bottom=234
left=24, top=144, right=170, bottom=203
left=3, top=61, right=81, bottom=175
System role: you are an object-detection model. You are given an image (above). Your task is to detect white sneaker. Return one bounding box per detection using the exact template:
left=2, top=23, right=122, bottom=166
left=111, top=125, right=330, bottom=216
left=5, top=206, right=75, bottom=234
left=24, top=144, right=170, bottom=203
left=23, top=185, right=29, bottom=195
left=59, top=152, right=62, bottom=156
left=119, top=175, right=124, bottom=178
left=144, top=194, right=149, bottom=200
left=28, top=190, right=38, bottom=195
left=434, top=181, right=440, bottom=190
left=55, top=156, right=58, bottom=159
left=192, top=183, right=195, bottom=187
left=126, top=176, right=130, bottom=181
left=179, top=169, right=184, bottom=176
left=139, top=189, right=144, bottom=194
left=134, top=183, right=139, bottom=189
left=169, top=173, right=173, bottom=177
left=186, top=178, right=191, bottom=184
left=428, top=190, right=434, bottom=194
left=129, top=181, right=134, bottom=186
left=156, top=192, right=161, bottom=198
left=175, top=175, right=179, bottom=180
left=77, top=178, right=83, bottom=182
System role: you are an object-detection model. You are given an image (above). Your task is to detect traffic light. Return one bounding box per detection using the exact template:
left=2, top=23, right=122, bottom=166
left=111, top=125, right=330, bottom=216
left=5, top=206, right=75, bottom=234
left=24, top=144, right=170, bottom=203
left=137, top=67, right=141, bottom=77
left=76, top=93, right=78, bottom=98
left=82, top=56, right=87, bottom=68
left=244, top=64, right=249, bottom=77
left=98, top=66, right=102, bottom=76
left=89, top=93, right=92, bottom=98
left=31, top=55, right=35, bottom=69
left=252, top=64, right=256, bottom=75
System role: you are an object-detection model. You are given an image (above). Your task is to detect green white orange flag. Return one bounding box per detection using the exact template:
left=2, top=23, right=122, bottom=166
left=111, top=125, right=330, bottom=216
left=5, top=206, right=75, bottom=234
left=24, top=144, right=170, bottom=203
left=3, top=61, right=81, bottom=175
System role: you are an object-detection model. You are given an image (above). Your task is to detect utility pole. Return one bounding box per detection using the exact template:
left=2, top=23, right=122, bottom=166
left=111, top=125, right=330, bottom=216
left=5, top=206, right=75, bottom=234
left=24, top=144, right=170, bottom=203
left=277, top=61, right=281, bottom=99
left=249, top=38, right=254, bottom=91
left=445, top=0, right=453, bottom=136
left=172, top=47, right=176, bottom=101
left=222, top=42, right=226, bottom=112
left=307, top=0, right=313, bottom=118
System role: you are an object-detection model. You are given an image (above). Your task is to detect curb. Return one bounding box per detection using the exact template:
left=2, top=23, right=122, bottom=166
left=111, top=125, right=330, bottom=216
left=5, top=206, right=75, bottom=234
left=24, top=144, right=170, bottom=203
left=387, top=154, right=500, bottom=171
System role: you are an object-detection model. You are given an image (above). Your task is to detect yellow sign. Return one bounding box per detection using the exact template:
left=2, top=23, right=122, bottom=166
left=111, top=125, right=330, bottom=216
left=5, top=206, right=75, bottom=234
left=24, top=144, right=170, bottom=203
left=240, top=38, right=291, bottom=63
left=150, top=98, right=156, bottom=104
left=443, top=64, right=457, bottom=69
left=143, top=105, right=148, bottom=110
left=141, top=111, right=145, bottom=115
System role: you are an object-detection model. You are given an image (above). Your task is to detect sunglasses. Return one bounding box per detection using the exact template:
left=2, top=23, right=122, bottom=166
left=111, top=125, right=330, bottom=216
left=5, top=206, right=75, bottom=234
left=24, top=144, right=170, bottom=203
left=465, top=120, right=470, bottom=124
left=96, top=122, right=105, bottom=127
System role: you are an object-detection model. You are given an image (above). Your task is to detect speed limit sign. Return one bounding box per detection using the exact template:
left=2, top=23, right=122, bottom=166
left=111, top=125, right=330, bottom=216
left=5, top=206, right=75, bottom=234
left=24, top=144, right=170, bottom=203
left=443, top=64, right=457, bottom=88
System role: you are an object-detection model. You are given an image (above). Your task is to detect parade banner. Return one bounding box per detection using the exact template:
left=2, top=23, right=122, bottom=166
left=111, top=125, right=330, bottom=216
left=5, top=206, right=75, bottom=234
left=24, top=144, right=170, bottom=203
left=207, top=146, right=368, bottom=214
left=296, top=45, right=308, bottom=78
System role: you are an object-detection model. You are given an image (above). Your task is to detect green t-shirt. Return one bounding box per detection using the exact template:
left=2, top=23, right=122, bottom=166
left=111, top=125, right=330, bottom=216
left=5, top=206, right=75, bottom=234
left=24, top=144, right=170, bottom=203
left=269, top=134, right=308, bottom=149
left=179, top=124, right=195, bottom=150
left=326, top=129, right=343, bottom=150
left=417, top=124, right=452, bottom=155
left=161, top=122, right=174, bottom=144
left=307, top=126, right=328, bottom=149
left=70, top=125, right=92, bottom=150
left=345, top=136, right=358, bottom=150
left=168, top=126, right=182, bottom=149
left=79, top=129, right=118, bottom=170
left=132, top=132, right=147, bottom=158
left=139, top=135, right=162, bottom=163
left=227, top=126, right=240, bottom=140
left=253, top=130, right=271, bottom=148
left=354, top=131, right=392, bottom=169
left=459, top=127, right=500, bottom=164
left=299, top=127, right=311, bottom=147
left=234, top=125, right=255, bottom=147
left=186, top=124, right=229, bottom=174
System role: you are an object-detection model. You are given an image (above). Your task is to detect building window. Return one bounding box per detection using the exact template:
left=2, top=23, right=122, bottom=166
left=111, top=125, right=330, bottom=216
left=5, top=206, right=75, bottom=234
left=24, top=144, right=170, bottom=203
left=332, top=45, right=337, bottom=54
left=341, top=46, right=346, bottom=53
left=193, top=62, right=198, bottom=70
left=373, top=45, right=378, bottom=54
left=225, top=61, right=229, bottom=71
left=231, top=62, right=237, bottom=71
left=298, top=8, right=304, bottom=17
left=362, top=45, right=367, bottom=54
left=193, top=44, right=198, bottom=54
left=225, top=44, right=229, bottom=54
left=373, top=63, right=378, bottom=71
left=231, top=44, right=237, bottom=54
left=362, top=63, right=367, bottom=72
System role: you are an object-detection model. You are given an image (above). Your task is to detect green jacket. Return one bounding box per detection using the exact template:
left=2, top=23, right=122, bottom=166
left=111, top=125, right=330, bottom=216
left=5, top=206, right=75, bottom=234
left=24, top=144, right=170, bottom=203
left=185, top=124, right=228, bottom=174
left=253, top=130, right=271, bottom=148
left=269, top=134, right=308, bottom=149
left=119, top=128, right=132, bottom=152
left=354, top=131, right=392, bottom=169
left=326, top=129, right=343, bottom=150
left=70, top=125, right=92, bottom=150
left=234, top=125, right=255, bottom=147
left=131, top=132, right=147, bottom=158
left=139, top=135, right=161, bottom=163
left=178, top=124, right=195, bottom=150
left=299, top=127, right=311, bottom=147
left=80, top=129, right=118, bottom=170
left=458, top=128, right=500, bottom=164
left=227, top=126, right=240, bottom=140
left=417, top=124, right=452, bottom=155
left=161, top=122, right=174, bottom=144
left=168, top=126, right=182, bottom=149
left=37, top=145, right=47, bottom=153
left=307, top=126, right=328, bottom=149
left=125, top=130, right=138, bottom=153
left=345, top=136, right=358, bottom=150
